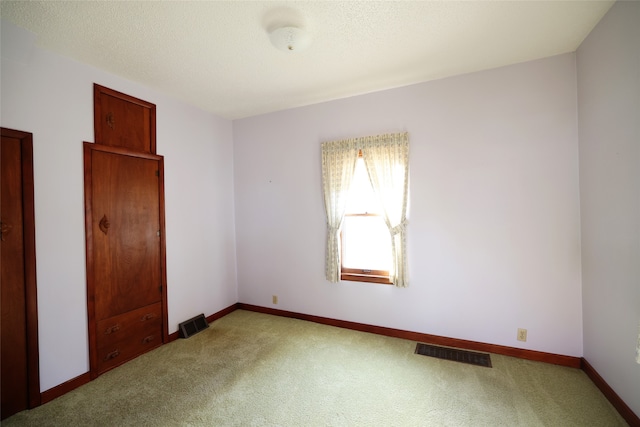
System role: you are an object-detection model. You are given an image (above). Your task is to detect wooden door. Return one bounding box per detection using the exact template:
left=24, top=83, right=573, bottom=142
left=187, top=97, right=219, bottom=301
left=84, top=143, right=168, bottom=377
left=92, top=150, right=161, bottom=318
left=1, top=128, right=40, bottom=419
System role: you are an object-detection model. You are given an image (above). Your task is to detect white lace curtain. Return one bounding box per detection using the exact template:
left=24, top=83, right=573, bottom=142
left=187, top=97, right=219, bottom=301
left=321, top=132, right=410, bottom=287
left=321, top=140, right=359, bottom=283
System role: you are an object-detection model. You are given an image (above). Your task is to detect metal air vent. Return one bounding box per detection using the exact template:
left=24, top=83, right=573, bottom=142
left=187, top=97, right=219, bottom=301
left=178, top=314, right=209, bottom=338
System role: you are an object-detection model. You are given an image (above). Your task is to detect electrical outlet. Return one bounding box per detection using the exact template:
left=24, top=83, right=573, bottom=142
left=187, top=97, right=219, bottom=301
left=272, top=295, right=278, bottom=305
left=517, top=328, right=527, bottom=342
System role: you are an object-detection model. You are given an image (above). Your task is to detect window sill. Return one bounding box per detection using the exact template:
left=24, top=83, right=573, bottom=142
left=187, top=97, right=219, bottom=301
left=340, top=273, right=392, bottom=285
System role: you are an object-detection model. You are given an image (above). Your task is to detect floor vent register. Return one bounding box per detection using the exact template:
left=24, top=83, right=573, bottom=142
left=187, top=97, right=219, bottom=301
left=415, top=343, right=492, bottom=368
left=178, top=314, right=209, bottom=338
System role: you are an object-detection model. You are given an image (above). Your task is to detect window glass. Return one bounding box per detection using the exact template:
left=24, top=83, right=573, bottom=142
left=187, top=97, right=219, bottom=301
left=345, top=158, right=380, bottom=214
left=342, top=215, right=391, bottom=271
left=341, top=157, right=392, bottom=282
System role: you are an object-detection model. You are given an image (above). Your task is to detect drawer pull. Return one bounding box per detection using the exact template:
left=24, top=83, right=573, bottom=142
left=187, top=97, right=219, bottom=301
left=142, top=335, right=155, bottom=344
left=140, top=313, right=156, bottom=322
left=104, top=324, right=121, bottom=334
left=104, top=350, right=120, bottom=361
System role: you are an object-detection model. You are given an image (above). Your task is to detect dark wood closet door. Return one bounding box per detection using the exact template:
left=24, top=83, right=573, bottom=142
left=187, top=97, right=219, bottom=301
left=91, top=150, right=161, bottom=320
left=85, top=143, right=167, bottom=377
left=1, top=129, right=40, bottom=419
left=1, top=134, right=28, bottom=419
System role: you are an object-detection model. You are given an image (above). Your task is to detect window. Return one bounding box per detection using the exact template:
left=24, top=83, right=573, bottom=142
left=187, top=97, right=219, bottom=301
left=341, top=155, right=393, bottom=284
left=321, top=132, right=409, bottom=287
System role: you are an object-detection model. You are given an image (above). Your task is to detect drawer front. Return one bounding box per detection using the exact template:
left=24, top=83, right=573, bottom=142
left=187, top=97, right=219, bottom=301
left=97, top=303, right=162, bottom=373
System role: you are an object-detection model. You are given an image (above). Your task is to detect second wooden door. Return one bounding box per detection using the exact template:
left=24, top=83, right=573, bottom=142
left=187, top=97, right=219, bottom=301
left=1, top=128, right=40, bottom=419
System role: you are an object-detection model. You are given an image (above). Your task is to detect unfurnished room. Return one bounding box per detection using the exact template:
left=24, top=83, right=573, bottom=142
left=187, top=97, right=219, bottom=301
left=0, top=1, right=638, bottom=425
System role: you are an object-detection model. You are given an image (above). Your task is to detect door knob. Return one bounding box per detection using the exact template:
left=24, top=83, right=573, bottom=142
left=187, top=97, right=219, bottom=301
left=99, top=215, right=110, bottom=235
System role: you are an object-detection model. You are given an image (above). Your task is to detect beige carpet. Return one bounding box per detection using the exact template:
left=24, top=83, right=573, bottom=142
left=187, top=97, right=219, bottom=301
left=4, top=310, right=628, bottom=426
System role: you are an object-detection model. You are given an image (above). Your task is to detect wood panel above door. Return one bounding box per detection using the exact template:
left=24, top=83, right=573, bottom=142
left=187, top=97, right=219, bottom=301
left=94, top=84, right=156, bottom=154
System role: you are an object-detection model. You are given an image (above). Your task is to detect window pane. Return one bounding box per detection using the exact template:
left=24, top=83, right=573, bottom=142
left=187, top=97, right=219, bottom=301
left=345, top=158, right=381, bottom=214
left=342, top=215, right=391, bottom=270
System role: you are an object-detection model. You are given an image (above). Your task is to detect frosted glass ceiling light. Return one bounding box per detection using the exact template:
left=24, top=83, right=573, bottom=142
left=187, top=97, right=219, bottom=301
left=269, top=26, right=311, bottom=53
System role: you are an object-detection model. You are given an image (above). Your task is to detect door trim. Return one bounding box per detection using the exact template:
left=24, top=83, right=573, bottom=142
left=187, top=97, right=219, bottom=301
left=1, top=127, right=41, bottom=409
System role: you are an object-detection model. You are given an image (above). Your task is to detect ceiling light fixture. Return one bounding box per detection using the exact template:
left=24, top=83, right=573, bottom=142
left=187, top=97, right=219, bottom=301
left=269, top=26, right=311, bottom=53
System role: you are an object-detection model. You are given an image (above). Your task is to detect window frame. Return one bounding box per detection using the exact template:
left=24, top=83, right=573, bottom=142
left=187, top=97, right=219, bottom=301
left=339, top=153, right=392, bottom=285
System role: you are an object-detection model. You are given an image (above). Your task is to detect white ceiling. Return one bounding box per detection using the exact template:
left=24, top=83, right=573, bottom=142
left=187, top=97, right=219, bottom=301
left=1, top=1, right=614, bottom=120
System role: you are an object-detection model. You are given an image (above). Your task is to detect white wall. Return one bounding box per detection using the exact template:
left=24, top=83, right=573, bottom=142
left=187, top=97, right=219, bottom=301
left=1, top=20, right=238, bottom=392
left=577, top=1, right=640, bottom=416
left=233, top=53, right=583, bottom=357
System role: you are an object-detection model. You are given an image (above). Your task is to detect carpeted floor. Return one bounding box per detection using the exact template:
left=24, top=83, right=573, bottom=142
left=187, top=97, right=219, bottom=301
left=4, top=310, right=628, bottom=426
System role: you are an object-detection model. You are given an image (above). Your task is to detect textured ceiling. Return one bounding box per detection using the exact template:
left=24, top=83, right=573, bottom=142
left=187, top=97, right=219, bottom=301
left=1, top=1, right=614, bottom=119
